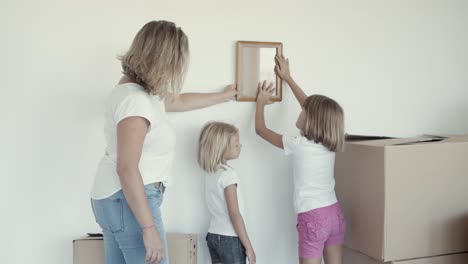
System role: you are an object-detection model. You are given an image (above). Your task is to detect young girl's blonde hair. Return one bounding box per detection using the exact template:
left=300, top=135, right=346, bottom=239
left=198, top=122, right=239, bottom=173
left=119, top=20, right=189, bottom=99
left=302, top=95, right=345, bottom=152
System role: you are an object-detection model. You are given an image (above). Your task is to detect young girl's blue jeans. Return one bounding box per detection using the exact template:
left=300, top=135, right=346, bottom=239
left=206, top=233, right=246, bottom=264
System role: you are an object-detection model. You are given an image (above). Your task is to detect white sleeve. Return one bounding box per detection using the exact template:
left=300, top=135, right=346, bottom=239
left=219, top=170, right=240, bottom=189
left=113, top=94, right=154, bottom=126
left=282, top=135, right=301, bottom=156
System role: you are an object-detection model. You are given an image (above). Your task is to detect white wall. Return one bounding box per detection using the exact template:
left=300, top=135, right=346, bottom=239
left=2, top=0, right=467, bottom=263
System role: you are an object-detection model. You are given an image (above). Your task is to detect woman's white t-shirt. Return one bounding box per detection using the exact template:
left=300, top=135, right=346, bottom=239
left=205, top=165, right=245, bottom=237
left=91, top=83, right=176, bottom=200
left=282, top=135, right=338, bottom=214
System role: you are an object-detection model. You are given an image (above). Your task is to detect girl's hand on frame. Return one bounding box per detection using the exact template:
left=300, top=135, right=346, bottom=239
left=274, top=55, right=291, bottom=81
left=256, top=81, right=275, bottom=106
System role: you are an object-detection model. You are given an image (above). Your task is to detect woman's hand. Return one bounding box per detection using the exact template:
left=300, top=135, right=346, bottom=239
left=274, top=55, right=291, bottom=81
left=256, top=81, right=275, bottom=106
left=246, top=247, right=256, bottom=264
left=223, top=84, right=237, bottom=101
left=143, top=227, right=165, bottom=264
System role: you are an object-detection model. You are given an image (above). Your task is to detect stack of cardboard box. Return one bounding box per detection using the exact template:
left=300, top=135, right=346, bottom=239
left=335, top=135, right=468, bottom=264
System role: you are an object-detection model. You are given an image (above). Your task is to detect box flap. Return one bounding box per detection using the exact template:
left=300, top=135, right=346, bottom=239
left=345, top=134, right=394, bottom=141
left=166, top=233, right=197, bottom=239
left=73, top=237, right=103, bottom=242
left=443, top=134, right=468, bottom=143
left=346, top=135, right=447, bottom=147
left=348, top=137, right=437, bottom=147
left=392, top=138, right=444, bottom=145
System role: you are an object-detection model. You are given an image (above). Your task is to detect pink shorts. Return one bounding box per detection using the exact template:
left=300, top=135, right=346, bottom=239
left=296, top=202, right=346, bottom=259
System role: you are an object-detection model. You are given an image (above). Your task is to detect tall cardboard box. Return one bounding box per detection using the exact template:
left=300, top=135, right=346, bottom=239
left=73, top=233, right=197, bottom=264
left=335, top=135, right=468, bottom=262
left=344, top=247, right=468, bottom=264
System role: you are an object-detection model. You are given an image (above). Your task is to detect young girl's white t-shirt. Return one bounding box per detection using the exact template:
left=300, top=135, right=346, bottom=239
left=283, top=135, right=338, bottom=214
left=91, top=83, right=176, bottom=199
left=205, top=164, right=245, bottom=237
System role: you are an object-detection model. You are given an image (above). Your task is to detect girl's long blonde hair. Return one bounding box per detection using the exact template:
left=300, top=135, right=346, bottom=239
left=302, top=95, right=345, bottom=152
left=119, top=20, right=189, bottom=99
left=198, top=122, right=239, bottom=173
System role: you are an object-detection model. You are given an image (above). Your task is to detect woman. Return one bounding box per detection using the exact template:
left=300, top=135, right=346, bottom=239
left=90, top=20, right=236, bottom=264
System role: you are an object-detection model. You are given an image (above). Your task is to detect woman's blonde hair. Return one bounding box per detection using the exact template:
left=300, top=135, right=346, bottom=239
left=198, top=122, right=239, bottom=173
left=119, top=20, right=189, bottom=98
left=302, top=95, right=345, bottom=152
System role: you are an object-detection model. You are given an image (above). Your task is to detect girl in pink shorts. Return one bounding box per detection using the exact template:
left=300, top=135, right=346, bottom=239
left=255, top=55, right=346, bottom=264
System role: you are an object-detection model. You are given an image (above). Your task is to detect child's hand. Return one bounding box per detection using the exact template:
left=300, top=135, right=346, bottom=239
left=246, top=247, right=256, bottom=264
left=274, top=55, right=291, bottom=81
left=256, top=81, right=275, bottom=106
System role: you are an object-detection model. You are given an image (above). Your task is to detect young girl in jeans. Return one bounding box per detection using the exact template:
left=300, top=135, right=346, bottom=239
left=255, top=55, right=346, bottom=264
left=198, top=122, right=256, bottom=264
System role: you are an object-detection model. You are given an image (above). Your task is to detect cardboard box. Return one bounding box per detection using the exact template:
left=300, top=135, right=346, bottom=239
left=167, top=233, right=197, bottom=264
left=73, top=236, right=104, bottom=264
left=73, top=233, right=197, bottom=264
left=335, top=135, right=468, bottom=261
left=344, top=247, right=468, bottom=264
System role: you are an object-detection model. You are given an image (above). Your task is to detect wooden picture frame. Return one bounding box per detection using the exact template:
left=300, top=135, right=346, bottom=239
left=236, top=41, right=283, bottom=102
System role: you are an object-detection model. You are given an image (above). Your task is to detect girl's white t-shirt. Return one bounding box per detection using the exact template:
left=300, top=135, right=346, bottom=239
left=282, top=135, right=338, bottom=214
left=205, top=165, right=245, bottom=237
left=91, top=83, right=176, bottom=200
